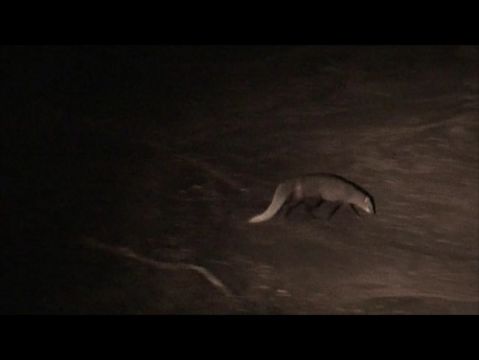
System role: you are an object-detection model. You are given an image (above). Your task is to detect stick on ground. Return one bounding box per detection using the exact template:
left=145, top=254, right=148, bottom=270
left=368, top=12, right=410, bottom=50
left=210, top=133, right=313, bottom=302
left=82, top=237, right=234, bottom=298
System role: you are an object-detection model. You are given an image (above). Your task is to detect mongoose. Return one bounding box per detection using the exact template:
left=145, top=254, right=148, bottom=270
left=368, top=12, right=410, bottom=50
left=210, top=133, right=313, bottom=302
left=248, top=173, right=375, bottom=223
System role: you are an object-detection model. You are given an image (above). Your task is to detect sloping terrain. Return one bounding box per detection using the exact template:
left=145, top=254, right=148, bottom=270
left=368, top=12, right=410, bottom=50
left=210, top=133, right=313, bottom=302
left=2, top=46, right=477, bottom=314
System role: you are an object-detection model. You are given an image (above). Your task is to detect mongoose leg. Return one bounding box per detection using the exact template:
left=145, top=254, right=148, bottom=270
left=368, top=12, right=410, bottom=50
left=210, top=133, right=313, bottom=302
left=284, top=200, right=302, bottom=218
left=315, top=199, right=324, bottom=210
left=305, top=203, right=318, bottom=219
left=305, top=199, right=323, bottom=219
left=350, top=204, right=361, bottom=217
left=327, top=204, right=342, bottom=220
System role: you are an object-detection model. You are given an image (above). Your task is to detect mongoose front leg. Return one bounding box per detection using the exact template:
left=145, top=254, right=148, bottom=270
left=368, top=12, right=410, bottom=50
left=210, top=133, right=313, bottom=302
left=350, top=204, right=361, bottom=218
left=327, top=204, right=342, bottom=220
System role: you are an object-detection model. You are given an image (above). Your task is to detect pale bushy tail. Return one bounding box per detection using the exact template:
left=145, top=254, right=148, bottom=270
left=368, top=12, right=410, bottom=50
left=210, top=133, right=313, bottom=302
left=248, top=182, right=292, bottom=223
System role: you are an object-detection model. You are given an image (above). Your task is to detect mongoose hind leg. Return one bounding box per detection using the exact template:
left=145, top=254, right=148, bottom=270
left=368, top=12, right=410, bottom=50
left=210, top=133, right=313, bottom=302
left=284, top=200, right=302, bottom=218
left=305, top=199, right=323, bottom=219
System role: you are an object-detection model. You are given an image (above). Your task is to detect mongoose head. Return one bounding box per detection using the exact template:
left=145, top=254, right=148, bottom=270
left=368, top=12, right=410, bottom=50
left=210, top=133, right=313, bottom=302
left=355, top=195, right=375, bottom=214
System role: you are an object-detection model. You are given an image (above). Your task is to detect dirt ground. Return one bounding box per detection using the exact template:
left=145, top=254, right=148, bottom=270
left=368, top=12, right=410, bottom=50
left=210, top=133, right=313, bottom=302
left=1, top=46, right=478, bottom=314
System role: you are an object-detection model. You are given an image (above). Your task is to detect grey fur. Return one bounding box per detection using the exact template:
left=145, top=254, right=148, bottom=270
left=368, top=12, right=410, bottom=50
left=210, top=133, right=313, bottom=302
left=248, top=173, right=375, bottom=223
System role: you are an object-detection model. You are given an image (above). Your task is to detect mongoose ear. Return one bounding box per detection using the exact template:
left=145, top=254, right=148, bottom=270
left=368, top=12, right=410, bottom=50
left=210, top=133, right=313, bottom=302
left=364, top=196, right=375, bottom=214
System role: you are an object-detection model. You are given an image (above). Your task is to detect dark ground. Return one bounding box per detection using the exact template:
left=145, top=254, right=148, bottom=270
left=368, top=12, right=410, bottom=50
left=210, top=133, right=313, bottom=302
left=1, top=46, right=478, bottom=314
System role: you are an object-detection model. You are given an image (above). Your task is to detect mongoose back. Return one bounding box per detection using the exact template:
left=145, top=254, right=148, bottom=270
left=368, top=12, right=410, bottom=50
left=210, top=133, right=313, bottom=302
left=248, top=173, right=375, bottom=223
